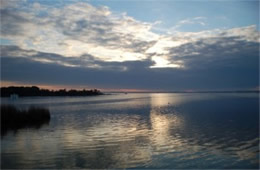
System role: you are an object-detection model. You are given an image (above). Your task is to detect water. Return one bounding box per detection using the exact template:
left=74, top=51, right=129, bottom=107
left=1, top=93, right=259, bottom=169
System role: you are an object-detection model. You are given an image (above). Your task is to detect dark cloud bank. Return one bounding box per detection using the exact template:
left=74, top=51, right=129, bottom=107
left=1, top=41, right=259, bottom=91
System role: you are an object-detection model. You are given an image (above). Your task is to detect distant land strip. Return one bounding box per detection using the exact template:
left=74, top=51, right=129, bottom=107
left=0, top=86, right=103, bottom=97
left=120, top=90, right=260, bottom=93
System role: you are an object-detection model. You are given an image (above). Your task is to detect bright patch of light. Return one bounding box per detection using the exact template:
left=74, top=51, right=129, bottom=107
left=150, top=56, right=183, bottom=68
left=89, top=46, right=147, bottom=62
left=33, top=57, right=79, bottom=67
left=32, top=58, right=54, bottom=63
left=146, top=37, right=185, bottom=54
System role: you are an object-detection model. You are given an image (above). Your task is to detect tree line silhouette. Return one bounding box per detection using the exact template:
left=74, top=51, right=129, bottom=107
left=0, top=86, right=103, bottom=97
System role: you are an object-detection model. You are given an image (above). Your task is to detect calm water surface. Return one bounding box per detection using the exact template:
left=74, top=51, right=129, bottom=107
left=1, top=93, right=259, bottom=169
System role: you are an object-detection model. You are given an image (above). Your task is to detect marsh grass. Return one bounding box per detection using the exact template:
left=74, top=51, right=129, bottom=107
left=1, top=105, right=50, bottom=135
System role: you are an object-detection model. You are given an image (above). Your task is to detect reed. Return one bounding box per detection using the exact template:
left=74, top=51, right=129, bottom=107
left=1, top=105, right=50, bottom=135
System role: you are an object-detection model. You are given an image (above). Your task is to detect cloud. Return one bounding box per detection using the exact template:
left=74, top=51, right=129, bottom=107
left=1, top=43, right=258, bottom=90
left=0, top=8, right=32, bottom=37
left=1, top=1, right=258, bottom=68
left=164, top=25, right=259, bottom=70
left=0, top=2, right=158, bottom=62
left=0, top=0, right=25, bottom=9
left=0, top=45, right=154, bottom=71
left=0, top=1, right=259, bottom=90
left=170, top=17, right=207, bottom=31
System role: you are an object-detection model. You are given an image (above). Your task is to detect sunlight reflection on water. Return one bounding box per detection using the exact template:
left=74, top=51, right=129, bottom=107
left=1, top=93, right=259, bottom=169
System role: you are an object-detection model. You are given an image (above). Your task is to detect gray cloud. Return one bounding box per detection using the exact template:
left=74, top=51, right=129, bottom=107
left=52, top=4, right=157, bottom=54
left=0, top=45, right=154, bottom=71
left=1, top=44, right=258, bottom=90
left=0, top=8, right=30, bottom=36
left=164, top=31, right=259, bottom=70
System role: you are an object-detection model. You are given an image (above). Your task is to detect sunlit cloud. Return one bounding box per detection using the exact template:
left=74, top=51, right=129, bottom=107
left=150, top=56, right=184, bottom=68
left=1, top=1, right=258, bottom=70
left=0, top=1, right=158, bottom=63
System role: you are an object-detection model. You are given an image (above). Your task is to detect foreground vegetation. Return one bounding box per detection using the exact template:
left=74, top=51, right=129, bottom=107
left=1, top=105, right=51, bottom=135
left=0, top=86, right=103, bottom=97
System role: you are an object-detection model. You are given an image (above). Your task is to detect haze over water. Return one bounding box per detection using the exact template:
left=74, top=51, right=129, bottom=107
left=1, top=93, right=259, bottom=169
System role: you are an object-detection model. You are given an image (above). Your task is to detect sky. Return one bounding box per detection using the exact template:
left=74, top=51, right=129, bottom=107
left=0, top=0, right=259, bottom=91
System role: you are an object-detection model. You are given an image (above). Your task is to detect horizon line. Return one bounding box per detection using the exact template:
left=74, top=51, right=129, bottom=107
left=1, top=85, right=259, bottom=94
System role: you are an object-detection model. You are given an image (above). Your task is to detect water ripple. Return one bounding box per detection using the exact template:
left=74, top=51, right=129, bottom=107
left=1, top=93, right=259, bottom=169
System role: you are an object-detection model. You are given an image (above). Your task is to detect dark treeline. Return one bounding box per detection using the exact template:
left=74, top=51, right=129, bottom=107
left=0, top=86, right=103, bottom=97
left=1, top=105, right=51, bottom=135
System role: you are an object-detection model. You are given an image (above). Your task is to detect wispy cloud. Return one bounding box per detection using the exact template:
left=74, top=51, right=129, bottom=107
left=170, top=17, right=207, bottom=31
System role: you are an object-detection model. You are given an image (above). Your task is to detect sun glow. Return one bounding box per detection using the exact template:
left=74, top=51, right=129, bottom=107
left=150, top=56, right=183, bottom=68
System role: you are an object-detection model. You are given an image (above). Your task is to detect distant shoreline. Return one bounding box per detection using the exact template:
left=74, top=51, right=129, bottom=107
left=1, top=86, right=258, bottom=97
left=0, top=86, right=103, bottom=97
left=106, top=91, right=259, bottom=94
